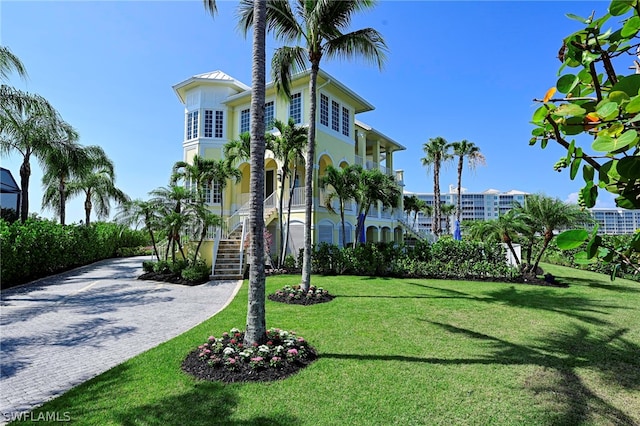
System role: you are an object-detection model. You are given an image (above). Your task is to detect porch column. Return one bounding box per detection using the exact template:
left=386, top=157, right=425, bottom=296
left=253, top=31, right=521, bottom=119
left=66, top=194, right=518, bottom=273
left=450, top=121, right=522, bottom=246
left=357, top=130, right=366, bottom=166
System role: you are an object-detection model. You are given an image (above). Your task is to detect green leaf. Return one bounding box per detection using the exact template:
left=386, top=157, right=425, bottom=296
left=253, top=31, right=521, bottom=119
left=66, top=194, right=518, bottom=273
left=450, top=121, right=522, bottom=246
left=566, top=140, right=575, bottom=163
left=610, top=0, right=633, bottom=16
left=617, top=156, right=640, bottom=178
left=532, top=105, right=549, bottom=124
left=600, top=247, right=614, bottom=262
left=595, top=101, right=619, bottom=118
left=622, top=15, right=640, bottom=37
left=586, top=235, right=602, bottom=258
left=625, top=95, right=640, bottom=113
left=611, top=74, right=640, bottom=96
left=557, top=74, right=580, bottom=94
left=556, top=229, right=589, bottom=249
left=609, top=91, right=630, bottom=104
left=615, top=195, right=637, bottom=208
left=541, top=139, right=548, bottom=149
left=616, top=129, right=638, bottom=150
left=531, top=127, right=545, bottom=137
left=582, top=182, right=598, bottom=208
left=592, top=134, right=616, bottom=151
left=566, top=13, right=589, bottom=23
left=583, top=164, right=595, bottom=182
left=554, top=103, right=586, bottom=117
left=561, top=116, right=587, bottom=135
left=529, top=137, right=538, bottom=146
left=570, top=153, right=582, bottom=180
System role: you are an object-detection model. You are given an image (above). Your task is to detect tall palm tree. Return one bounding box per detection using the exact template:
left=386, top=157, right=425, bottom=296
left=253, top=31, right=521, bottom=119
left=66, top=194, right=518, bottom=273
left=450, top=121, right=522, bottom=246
left=520, top=194, right=591, bottom=274
left=240, top=0, right=387, bottom=291
left=41, top=144, right=110, bottom=225
left=67, top=153, right=129, bottom=226
left=421, top=137, right=451, bottom=236
left=183, top=201, right=222, bottom=265
left=321, top=164, right=359, bottom=248
left=1, top=99, right=78, bottom=222
left=116, top=199, right=162, bottom=261
left=354, top=166, right=401, bottom=243
left=466, top=210, right=528, bottom=266
left=149, top=185, right=194, bottom=263
left=270, top=118, right=307, bottom=264
left=449, top=140, right=485, bottom=223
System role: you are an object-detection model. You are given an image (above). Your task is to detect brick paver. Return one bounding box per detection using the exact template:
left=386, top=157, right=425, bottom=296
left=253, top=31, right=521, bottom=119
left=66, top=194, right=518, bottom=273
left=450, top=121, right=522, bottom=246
left=0, top=257, right=241, bottom=423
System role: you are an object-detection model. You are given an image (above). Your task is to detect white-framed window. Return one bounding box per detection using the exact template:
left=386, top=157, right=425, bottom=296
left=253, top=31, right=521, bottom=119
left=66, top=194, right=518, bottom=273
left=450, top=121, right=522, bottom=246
left=320, top=94, right=329, bottom=127
left=187, top=110, right=199, bottom=140
left=204, top=110, right=213, bottom=138
left=240, top=109, right=250, bottom=134
left=211, top=181, right=221, bottom=204
left=331, top=100, right=340, bottom=132
left=264, top=101, right=275, bottom=128
left=289, top=92, right=302, bottom=124
left=215, top=111, right=224, bottom=138
left=341, top=106, right=350, bottom=137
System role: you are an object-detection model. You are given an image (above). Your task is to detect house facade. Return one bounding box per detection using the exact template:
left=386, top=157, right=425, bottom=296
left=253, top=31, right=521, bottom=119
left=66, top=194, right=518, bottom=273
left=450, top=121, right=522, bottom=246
left=172, top=69, right=406, bottom=267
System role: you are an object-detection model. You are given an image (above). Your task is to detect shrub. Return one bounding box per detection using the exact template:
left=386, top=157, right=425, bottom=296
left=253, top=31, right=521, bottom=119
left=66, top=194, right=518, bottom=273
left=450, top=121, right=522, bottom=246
left=153, top=260, right=171, bottom=274
left=169, top=259, right=189, bottom=275
left=283, top=255, right=297, bottom=271
left=142, top=261, right=155, bottom=273
left=181, top=260, right=210, bottom=283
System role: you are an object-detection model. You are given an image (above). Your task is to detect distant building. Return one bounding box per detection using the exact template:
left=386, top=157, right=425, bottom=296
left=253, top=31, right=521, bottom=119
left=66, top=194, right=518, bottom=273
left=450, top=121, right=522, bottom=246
left=404, top=186, right=528, bottom=234
left=405, top=186, right=639, bottom=236
left=590, top=209, right=640, bottom=235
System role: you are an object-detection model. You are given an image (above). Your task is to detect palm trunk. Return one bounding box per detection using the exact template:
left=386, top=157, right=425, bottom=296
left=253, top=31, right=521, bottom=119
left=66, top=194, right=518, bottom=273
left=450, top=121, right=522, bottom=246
left=433, top=162, right=441, bottom=235
left=244, top=0, right=267, bottom=347
left=19, top=157, right=30, bottom=223
left=456, top=156, right=463, bottom=223
left=532, top=230, right=553, bottom=274
left=340, top=205, right=346, bottom=247
left=281, top=179, right=296, bottom=265
left=301, top=60, right=320, bottom=292
left=84, top=195, right=92, bottom=226
left=59, top=177, right=66, bottom=225
left=503, top=234, right=521, bottom=266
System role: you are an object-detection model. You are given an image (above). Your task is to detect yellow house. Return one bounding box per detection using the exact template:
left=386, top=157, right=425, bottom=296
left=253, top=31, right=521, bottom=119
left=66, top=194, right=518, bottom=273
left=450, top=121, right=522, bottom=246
left=172, top=69, right=406, bottom=277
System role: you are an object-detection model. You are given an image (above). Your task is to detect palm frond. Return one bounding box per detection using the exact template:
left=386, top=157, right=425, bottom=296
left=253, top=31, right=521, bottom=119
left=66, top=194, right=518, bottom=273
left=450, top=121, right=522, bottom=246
left=324, top=28, right=387, bottom=69
left=271, top=46, right=308, bottom=99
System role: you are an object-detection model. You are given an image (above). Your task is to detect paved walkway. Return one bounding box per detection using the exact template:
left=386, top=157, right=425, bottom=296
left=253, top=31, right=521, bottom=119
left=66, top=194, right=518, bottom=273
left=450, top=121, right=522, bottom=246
left=0, top=256, right=242, bottom=422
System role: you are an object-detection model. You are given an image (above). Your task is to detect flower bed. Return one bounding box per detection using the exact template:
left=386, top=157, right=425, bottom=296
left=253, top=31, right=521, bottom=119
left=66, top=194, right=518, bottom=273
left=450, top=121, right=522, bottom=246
left=181, top=328, right=317, bottom=383
left=267, top=285, right=335, bottom=305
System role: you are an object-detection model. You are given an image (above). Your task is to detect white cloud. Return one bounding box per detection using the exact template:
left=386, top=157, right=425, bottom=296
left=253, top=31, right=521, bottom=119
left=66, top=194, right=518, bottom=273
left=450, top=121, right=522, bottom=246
left=564, top=191, right=618, bottom=209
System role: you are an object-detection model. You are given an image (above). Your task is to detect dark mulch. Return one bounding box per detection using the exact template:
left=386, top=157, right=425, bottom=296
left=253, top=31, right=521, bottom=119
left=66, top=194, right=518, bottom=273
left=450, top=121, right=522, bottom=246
left=267, top=292, right=335, bottom=305
left=137, top=272, right=207, bottom=286
left=181, top=348, right=318, bottom=383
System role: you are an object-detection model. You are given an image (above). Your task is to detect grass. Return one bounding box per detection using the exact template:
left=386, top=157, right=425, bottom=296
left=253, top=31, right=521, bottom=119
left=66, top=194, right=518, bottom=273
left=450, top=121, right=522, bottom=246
left=13, top=263, right=640, bottom=425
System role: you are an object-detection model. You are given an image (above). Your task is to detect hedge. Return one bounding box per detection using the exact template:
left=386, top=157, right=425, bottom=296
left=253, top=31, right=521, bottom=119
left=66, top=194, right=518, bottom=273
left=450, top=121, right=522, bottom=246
left=0, top=219, right=148, bottom=289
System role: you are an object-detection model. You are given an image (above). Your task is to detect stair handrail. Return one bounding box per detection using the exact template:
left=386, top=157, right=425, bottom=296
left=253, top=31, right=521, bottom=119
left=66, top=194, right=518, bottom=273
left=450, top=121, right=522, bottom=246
left=238, top=217, right=248, bottom=275
left=226, top=192, right=280, bottom=238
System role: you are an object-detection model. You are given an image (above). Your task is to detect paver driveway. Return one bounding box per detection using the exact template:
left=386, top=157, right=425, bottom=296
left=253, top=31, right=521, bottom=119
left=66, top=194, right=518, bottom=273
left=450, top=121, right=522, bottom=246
left=0, top=256, right=241, bottom=422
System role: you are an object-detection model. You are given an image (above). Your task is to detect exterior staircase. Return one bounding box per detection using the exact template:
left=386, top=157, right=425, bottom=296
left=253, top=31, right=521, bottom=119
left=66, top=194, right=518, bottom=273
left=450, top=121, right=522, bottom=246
left=211, top=228, right=244, bottom=280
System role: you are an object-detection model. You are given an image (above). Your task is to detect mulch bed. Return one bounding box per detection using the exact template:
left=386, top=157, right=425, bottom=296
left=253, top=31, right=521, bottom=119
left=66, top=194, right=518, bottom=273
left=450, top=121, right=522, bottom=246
left=137, top=271, right=207, bottom=286
left=181, top=348, right=318, bottom=383
left=267, top=292, right=336, bottom=305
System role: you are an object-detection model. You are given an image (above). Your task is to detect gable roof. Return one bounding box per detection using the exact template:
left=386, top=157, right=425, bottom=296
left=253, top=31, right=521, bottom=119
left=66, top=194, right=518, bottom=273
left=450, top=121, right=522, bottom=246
left=172, top=70, right=250, bottom=104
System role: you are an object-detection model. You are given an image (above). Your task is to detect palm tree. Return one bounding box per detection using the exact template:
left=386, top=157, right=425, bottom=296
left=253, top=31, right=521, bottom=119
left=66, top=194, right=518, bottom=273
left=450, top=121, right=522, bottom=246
left=209, top=158, right=242, bottom=228
left=403, top=194, right=417, bottom=224
left=240, top=0, right=387, bottom=291
left=223, top=132, right=251, bottom=166
left=0, top=95, right=78, bottom=222
left=321, top=164, right=359, bottom=247
left=519, top=194, right=591, bottom=274
left=1, top=46, right=27, bottom=82
left=41, top=144, right=109, bottom=225
left=419, top=202, right=434, bottom=233
left=466, top=210, right=528, bottom=266
left=270, top=118, right=307, bottom=264
left=149, top=185, right=194, bottom=263
left=440, top=203, right=456, bottom=235
left=67, top=152, right=129, bottom=226
left=421, top=137, right=451, bottom=237
left=183, top=201, right=222, bottom=265
left=354, top=166, right=401, bottom=243
left=449, top=140, right=485, bottom=223
left=116, top=199, right=162, bottom=261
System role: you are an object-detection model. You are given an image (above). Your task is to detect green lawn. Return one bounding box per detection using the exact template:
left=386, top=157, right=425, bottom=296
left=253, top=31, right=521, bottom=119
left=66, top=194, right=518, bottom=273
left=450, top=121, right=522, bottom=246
left=15, top=263, right=640, bottom=425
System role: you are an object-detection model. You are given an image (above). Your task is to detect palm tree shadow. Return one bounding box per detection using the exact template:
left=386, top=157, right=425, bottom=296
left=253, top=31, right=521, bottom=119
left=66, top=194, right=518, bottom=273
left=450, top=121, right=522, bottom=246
left=322, top=321, right=640, bottom=425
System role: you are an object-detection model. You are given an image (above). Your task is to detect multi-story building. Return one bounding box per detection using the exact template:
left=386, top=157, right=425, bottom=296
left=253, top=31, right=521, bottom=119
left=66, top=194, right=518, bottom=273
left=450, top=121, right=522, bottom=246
left=404, top=187, right=528, bottom=234
left=172, top=69, right=406, bottom=271
left=406, top=186, right=639, bottom=236
left=590, top=209, right=640, bottom=235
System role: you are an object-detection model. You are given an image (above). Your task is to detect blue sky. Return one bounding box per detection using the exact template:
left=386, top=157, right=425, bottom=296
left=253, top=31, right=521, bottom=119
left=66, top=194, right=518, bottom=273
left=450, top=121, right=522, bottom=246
left=1, top=0, right=616, bottom=224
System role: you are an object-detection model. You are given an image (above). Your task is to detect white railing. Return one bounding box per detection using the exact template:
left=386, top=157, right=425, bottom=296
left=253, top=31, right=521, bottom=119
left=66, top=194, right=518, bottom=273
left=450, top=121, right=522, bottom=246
left=366, top=160, right=376, bottom=170
left=379, top=163, right=387, bottom=175
left=225, top=192, right=279, bottom=237
left=355, top=155, right=364, bottom=166
left=239, top=217, right=248, bottom=274
left=287, top=187, right=305, bottom=207
left=381, top=207, right=392, bottom=219
left=368, top=204, right=378, bottom=218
